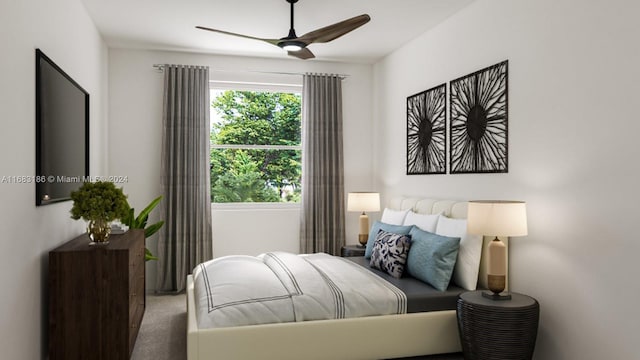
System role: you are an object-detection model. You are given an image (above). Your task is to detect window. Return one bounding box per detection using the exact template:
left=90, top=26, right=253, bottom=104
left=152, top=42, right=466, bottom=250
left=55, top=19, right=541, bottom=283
left=210, top=81, right=302, bottom=204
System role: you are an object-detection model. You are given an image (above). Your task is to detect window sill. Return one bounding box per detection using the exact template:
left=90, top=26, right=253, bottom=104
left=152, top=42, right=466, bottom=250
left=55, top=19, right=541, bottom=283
left=211, top=202, right=301, bottom=211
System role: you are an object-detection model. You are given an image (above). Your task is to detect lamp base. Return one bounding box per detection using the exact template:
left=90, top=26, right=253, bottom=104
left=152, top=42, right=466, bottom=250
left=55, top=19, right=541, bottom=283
left=358, top=213, right=370, bottom=247
left=485, top=274, right=509, bottom=300
left=358, top=234, right=368, bottom=246
left=482, top=291, right=512, bottom=301
left=487, top=274, right=506, bottom=294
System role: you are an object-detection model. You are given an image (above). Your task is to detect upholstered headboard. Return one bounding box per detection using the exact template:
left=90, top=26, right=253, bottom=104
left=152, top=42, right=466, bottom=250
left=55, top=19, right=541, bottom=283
left=387, top=196, right=508, bottom=291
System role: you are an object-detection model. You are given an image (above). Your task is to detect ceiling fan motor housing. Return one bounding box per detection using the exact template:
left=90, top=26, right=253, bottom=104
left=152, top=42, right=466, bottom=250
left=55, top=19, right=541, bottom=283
left=196, top=0, right=369, bottom=60
left=278, top=28, right=305, bottom=51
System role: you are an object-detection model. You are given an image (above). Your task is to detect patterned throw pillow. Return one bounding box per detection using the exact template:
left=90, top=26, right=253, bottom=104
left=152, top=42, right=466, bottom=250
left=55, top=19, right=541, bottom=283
left=369, top=229, right=412, bottom=278
left=364, top=221, right=414, bottom=259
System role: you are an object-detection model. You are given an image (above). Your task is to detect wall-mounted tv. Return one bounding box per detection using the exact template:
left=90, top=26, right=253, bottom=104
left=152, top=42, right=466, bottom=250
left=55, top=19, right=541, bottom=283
left=35, top=49, right=89, bottom=206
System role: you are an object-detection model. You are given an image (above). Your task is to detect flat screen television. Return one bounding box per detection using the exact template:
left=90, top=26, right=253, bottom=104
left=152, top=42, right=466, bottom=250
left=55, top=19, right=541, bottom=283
left=35, top=49, right=89, bottom=206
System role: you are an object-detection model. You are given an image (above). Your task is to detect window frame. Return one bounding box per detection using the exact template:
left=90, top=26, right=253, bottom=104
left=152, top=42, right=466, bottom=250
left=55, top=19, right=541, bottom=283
left=209, top=80, right=303, bottom=208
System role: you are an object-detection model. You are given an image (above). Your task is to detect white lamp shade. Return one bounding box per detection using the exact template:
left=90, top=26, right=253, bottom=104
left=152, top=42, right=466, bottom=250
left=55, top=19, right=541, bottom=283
left=467, top=200, right=528, bottom=237
left=347, top=192, right=380, bottom=212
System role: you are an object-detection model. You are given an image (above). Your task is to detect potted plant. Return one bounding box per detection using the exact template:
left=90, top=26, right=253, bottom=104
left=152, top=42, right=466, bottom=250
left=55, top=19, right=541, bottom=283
left=70, top=181, right=129, bottom=245
left=121, top=196, right=164, bottom=261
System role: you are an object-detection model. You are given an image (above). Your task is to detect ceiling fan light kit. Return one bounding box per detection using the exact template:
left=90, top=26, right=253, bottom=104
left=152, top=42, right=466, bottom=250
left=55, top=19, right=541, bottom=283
left=278, top=34, right=306, bottom=52
left=196, top=0, right=370, bottom=59
left=280, top=42, right=304, bottom=52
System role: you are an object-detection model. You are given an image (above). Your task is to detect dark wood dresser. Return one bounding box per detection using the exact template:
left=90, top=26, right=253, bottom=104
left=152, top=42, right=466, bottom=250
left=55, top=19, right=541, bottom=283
left=49, top=229, right=145, bottom=360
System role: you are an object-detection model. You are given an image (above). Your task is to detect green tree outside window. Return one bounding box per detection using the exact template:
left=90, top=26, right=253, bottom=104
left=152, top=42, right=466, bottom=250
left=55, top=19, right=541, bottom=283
left=210, top=90, right=301, bottom=203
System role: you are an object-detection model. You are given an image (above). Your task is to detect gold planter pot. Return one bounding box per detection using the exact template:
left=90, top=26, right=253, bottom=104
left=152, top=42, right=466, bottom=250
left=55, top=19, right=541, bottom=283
left=87, top=219, right=111, bottom=245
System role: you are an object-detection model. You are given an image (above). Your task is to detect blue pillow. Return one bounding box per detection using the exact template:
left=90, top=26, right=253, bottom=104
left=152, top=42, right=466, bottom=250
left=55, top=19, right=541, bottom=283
left=364, top=221, right=414, bottom=258
left=369, top=230, right=412, bottom=279
left=406, top=227, right=460, bottom=291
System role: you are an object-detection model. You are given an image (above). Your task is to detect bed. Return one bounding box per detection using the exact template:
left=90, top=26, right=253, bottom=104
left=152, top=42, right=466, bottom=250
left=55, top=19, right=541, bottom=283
left=186, top=197, right=507, bottom=360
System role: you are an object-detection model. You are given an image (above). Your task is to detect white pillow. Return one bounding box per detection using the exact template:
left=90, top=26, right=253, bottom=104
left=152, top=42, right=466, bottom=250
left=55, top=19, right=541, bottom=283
left=380, top=208, right=410, bottom=225
left=435, top=216, right=483, bottom=291
left=402, top=211, right=440, bottom=232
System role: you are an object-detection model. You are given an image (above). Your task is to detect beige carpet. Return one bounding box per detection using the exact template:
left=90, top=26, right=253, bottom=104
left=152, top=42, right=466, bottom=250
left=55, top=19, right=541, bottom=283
left=131, top=293, right=463, bottom=360
left=131, top=294, right=187, bottom=360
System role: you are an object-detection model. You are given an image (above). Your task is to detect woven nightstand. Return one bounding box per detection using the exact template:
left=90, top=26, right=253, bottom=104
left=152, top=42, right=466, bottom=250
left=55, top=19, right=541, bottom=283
left=456, top=291, right=539, bottom=360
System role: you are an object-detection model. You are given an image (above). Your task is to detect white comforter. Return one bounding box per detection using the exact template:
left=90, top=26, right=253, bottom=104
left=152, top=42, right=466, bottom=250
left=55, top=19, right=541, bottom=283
left=192, top=252, right=407, bottom=329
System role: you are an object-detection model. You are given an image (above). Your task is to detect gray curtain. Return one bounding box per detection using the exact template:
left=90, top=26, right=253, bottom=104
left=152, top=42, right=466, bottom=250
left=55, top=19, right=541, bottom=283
left=157, top=65, right=213, bottom=292
left=299, top=74, right=346, bottom=255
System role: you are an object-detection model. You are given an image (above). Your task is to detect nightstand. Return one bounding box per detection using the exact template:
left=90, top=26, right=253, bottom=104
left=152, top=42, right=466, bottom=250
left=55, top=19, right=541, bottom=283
left=341, top=244, right=366, bottom=257
left=456, top=291, right=539, bottom=360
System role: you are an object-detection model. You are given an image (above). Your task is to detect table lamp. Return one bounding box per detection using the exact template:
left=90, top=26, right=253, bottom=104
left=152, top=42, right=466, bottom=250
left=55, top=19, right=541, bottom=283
left=467, top=200, right=528, bottom=300
left=347, top=192, right=380, bottom=246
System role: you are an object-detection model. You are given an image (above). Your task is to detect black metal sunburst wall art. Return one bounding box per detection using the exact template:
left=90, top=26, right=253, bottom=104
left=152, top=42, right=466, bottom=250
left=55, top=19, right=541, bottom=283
left=449, top=60, right=508, bottom=174
left=406, top=84, right=446, bottom=175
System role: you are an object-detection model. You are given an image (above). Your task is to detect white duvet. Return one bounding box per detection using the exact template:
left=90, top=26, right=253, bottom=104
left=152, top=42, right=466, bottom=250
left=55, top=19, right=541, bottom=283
left=192, top=251, right=407, bottom=329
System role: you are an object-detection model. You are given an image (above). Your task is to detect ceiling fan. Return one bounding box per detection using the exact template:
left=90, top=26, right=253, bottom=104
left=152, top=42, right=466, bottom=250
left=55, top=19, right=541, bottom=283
left=196, top=0, right=370, bottom=60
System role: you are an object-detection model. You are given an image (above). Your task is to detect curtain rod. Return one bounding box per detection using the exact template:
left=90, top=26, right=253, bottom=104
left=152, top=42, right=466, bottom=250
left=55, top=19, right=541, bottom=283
left=152, top=64, right=348, bottom=78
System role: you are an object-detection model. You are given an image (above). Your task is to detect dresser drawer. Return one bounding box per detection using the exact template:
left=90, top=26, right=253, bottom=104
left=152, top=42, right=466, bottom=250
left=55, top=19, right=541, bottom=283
left=128, top=238, right=144, bottom=267
left=129, top=254, right=144, bottom=284
left=128, top=302, right=145, bottom=356
left=128, top=237, right=144, bottom=283
left=129, top=267, right=145, bottom=316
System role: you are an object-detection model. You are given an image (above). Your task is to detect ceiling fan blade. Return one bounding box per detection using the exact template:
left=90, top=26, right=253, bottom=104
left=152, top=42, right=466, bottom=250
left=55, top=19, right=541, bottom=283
left=296, top=14, right=370, bottom=45
left=196, top=26, right=280, bottom=46
left=288, top=48, right=315, bottom=60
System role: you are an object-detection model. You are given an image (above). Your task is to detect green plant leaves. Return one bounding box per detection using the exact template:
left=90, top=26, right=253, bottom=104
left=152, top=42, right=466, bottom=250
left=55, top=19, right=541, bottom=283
left=122, top=195, right=164, bottom=262
left=70, top=181, right=129, bottom=222
left=145, top=247, right=158, bottom=261
left=144, top=221, right=164, bottom=238
left=135, top=196, right=162, bottom=228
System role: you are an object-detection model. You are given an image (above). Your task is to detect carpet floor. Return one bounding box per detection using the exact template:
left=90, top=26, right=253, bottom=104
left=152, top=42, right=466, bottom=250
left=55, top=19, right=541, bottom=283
left=131, top=294, right=187, bottom=360
left=131, top=294, right=463, bottom=360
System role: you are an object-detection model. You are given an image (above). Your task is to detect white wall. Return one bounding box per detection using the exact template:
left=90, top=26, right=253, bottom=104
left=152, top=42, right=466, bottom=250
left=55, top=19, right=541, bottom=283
left=108, top=49, right=374, bottom=289
left=0, top=1, right=108, bottom=358
left=211, top=205, right=301, bottom=257
left=373, top=0, right=640, bottom=358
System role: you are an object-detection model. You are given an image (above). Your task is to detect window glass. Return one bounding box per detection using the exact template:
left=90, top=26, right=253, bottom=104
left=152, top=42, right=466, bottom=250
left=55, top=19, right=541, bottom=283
left=210, top=88, right=301, bottom=203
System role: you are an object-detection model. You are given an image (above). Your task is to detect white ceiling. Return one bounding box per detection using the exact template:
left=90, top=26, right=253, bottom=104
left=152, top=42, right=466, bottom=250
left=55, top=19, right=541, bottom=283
left=81, top=0, right=474, bottom=64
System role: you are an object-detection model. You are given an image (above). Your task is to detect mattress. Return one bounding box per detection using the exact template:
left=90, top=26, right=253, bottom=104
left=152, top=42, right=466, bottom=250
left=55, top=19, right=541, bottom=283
left=346, top=256, right=465, bottom=313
